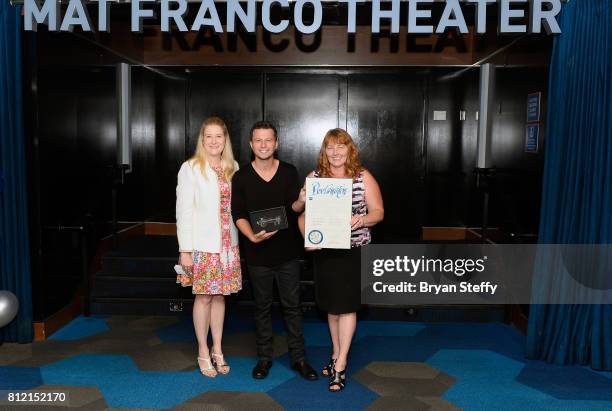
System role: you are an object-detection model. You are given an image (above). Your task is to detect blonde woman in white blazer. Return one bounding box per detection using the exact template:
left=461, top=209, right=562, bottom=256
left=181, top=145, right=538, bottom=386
left=176, top=117, right=242, bottom=378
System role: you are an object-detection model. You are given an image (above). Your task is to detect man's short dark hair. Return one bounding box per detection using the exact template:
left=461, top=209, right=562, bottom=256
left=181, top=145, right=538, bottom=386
left=250, top=121, right=277, bottom=141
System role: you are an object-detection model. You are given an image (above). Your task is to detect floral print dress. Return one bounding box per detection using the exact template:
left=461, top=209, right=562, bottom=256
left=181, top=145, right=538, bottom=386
left=176, top=166, right=242, bottom=295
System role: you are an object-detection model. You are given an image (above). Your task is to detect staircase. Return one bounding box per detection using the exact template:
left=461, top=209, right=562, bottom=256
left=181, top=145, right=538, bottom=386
left=90, top=235, right=315, bottom=315
left=91, top=234, right=505, bottom=322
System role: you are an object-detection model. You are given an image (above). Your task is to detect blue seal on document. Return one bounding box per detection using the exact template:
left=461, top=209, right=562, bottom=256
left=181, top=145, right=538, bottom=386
left=308, top=230, right=323, bottom=245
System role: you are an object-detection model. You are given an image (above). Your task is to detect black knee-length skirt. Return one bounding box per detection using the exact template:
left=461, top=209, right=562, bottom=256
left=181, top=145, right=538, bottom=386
left=313, top=247, right=362, bottom=314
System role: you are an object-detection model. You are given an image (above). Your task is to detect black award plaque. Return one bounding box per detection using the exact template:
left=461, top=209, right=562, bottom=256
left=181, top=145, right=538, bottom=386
left=249, top=206, right=288, bottom=232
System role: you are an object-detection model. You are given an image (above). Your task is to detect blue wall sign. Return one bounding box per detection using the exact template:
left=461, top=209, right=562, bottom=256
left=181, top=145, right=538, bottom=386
left=527, top=92, right=541, bottom=123
left=525, top=124, right=539, bottom=153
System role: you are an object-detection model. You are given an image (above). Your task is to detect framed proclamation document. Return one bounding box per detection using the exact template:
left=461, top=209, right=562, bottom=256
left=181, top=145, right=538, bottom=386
left=304, top=177, right=353, bottom=249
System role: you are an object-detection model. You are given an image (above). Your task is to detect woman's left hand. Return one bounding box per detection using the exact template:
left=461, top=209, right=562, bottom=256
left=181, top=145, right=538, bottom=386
left=351, top=215, right=364, bottom=230
left=305, top=246, right=322, bottom=252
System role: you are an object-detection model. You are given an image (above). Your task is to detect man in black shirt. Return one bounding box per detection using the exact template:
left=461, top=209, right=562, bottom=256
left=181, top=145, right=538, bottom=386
left=231, top=121, right=316, bottom=381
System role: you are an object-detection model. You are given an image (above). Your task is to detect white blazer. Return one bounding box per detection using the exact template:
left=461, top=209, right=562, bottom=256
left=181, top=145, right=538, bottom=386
left=176, top=160, right=239, bottom=253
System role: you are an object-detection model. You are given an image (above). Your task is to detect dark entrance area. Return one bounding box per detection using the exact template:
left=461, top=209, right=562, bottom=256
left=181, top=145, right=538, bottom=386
left=29, top=65, right=546, bottom=319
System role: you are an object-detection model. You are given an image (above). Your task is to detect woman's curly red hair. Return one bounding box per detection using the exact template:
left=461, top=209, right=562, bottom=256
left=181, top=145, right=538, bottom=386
left=317, top=128, right=363, bottom=179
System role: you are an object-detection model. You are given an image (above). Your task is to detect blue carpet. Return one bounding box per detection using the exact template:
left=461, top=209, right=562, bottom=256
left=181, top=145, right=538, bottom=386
left=354, top=320, right=426, bottom=340
left=48, top=315, right=109, bottom=340
left=517, top=362, right=612, bottom=400
left=156, top=315, right=287, bottom=342
left=2, top=316, right=611, bottom=410
left=40, top=354, right=295, bottom=409
left=269, top=348, right=379, bottom=410
left=0, top=367, right=43, bottom=390
left=595, top=370, right=612, bottom=379
left=428, top=349, right=612, bottom=411
left=268, top=373, right=378, bottom=411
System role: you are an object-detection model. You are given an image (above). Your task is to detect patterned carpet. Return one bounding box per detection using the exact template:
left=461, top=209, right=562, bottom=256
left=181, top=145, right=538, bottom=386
left=1, top=314, right=611, bottom=410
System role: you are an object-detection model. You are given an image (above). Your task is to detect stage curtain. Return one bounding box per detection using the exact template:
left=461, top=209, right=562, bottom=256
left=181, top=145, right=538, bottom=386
left=526, top=0, right=611, bottom=370
left=0, top=2, right=33, bottom=343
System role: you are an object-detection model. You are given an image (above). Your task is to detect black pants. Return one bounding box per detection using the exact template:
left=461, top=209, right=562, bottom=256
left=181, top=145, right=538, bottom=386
left=248, top=259, right=305, bottom=364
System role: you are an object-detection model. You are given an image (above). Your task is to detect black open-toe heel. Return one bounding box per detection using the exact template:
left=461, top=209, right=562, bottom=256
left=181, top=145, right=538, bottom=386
left=321, top=357, right=336, bottom=377
left=328, top=368, right=346, bottom=392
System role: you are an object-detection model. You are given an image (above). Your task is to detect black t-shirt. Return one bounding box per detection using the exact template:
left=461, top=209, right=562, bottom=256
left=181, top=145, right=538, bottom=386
left=231, top=161, right=302, bottom=267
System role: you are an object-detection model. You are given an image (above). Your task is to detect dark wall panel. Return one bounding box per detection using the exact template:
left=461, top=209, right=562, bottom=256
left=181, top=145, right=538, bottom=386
left=38, top=67, right=116, bottom=225
left=153, top=72, right=188, bottom=221
left=38, top=69, right=77, bottom=225
left=127, top=68, right=157, bottom=222
left=347, top=73, right=426, bottom=241
left=80, top=67, right=186, bottom=221
left=426, top=68, right=480, bottom=228
left=187, top=71, right=262, bottom=166
left=265, top=73, right=341, bottom=179
left=424, top=67, right=547, bottom=235
left=76, top=69, right=117, bottom=223
left=126, top=68, right=188, bottom=222
left=33, top=66, right=547, bottom=238
left=488, top=67, right=547, bottom=234
left=36, top=67, right=117, bottom=319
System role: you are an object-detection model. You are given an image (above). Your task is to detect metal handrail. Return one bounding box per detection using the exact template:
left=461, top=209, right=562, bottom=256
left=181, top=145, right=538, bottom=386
left=42, top=225, right=85, bottom=231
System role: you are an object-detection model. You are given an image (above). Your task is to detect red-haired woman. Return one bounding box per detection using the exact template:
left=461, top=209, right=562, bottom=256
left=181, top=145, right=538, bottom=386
left=294, top=128, right=384, bottom=392
left=176, top=117, right=242, bottom=378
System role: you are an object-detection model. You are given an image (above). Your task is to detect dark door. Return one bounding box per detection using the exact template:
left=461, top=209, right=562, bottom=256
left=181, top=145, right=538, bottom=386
left=265, top=73, right=341, bottom=179
left=347, top=74, right=426, bottom=241
left=188, top=71, right=262, bottom=164
left=184, top=70, right=427, bottom=240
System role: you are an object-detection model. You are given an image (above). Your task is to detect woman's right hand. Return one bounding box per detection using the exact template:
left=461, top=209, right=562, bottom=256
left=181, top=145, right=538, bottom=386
left=180, top=252, right=194, bottom=268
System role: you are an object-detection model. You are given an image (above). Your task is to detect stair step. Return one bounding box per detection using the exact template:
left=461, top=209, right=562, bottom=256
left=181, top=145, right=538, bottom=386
left=100, top=256, right=314, bottom=281
left=92, top=276, right=315, bottom=302
left=105, top=235, right=178, bottom=258
left=90, top=297, right=317, bottom=315
left=92, top=235, right=318, bottom=315
left=90, top=297, right=505, bottom=323
left=100, top=257, right=178, bottom=276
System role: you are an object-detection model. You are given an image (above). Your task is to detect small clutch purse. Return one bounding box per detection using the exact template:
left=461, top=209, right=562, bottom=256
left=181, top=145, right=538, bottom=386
left=174, top=263, right=193, bottom=277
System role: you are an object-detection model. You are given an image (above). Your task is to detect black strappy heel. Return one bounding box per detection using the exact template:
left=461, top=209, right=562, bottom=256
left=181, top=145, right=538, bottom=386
left=328, top=368, right=346, bottom=392
left=321, top=357, right=337, bottom=377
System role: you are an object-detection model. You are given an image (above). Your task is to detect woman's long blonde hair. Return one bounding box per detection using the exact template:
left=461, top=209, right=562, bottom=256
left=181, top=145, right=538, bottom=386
left=317, top=128, right=363, bottom=179
left=190, top=117, right=237, bottom=181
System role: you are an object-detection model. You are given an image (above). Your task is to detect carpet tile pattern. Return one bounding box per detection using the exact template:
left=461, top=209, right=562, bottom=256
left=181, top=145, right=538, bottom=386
left=0, top=314, right=611, bottom=410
